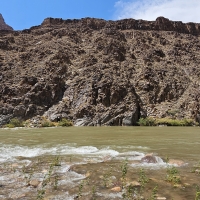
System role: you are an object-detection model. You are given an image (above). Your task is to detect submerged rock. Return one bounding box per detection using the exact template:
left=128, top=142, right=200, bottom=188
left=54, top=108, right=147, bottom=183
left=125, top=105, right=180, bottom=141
left=28, top=179, right=40, bottom=188
left=141, top=154, right=157, bottom=163
left=110, top=186, right=121, bottom=192
left=168, top=159, right=185, bottom=166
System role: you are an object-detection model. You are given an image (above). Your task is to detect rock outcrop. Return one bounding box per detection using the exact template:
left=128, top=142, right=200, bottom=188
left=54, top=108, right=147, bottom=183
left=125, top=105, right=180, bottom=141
left=0, top=16, right=200, bottom=126
left=0, top=14, right=13, bottom=31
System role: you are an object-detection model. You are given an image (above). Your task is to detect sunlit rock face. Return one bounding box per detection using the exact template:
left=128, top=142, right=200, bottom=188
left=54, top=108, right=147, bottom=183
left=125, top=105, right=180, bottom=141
left=0, top=16, right=200, bottom=126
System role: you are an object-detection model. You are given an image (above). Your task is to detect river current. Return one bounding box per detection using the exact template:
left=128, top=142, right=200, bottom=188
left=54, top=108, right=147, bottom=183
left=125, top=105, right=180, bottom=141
left=0, top=126, right=199, bottom=199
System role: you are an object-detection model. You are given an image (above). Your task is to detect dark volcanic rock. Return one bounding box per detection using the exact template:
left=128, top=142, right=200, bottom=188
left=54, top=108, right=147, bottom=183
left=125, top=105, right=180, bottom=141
left=0, top=16, right=200, bottom=126
left=0, top=14, right=13, bottom=31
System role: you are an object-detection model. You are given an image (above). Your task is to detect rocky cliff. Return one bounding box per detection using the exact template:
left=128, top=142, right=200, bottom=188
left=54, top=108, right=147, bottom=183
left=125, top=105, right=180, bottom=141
left=0, top=16, right=200, bottom=126
left=0, top=14, right=13, bottom=31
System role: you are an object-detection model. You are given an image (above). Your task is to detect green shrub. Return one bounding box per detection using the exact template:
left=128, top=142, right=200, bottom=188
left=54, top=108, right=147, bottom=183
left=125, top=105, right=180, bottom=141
left=58, top=118, right=73, bottom=127
left=182, top=118, right=194, bottom=126
left=6, top=118, right=24, bottom=128
left=138, top=117, right=195, bottom=126
left=167, top=109, right=179, bottom=116
left=138, top=117, right=156, bottom=126
left=156, top=118, right=194, bottom=126
left=165, top=166, right=181, bottom=186
left=40, top=119, right=55, bottom=127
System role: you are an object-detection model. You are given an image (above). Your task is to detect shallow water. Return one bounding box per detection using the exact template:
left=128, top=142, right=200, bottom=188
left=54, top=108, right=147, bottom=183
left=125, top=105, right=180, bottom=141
left=0, top=126, right=200, bottom=199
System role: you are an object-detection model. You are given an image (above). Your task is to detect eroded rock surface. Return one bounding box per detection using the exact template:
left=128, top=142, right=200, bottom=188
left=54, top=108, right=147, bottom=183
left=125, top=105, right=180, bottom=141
left=0, top=16, right=200, bottom=126
left=0, top=14, right=13, bottom=31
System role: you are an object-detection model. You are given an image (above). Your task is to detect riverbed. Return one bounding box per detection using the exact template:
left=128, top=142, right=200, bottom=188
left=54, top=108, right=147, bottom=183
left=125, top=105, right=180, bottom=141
left=0, top=127, right=200, bottom=199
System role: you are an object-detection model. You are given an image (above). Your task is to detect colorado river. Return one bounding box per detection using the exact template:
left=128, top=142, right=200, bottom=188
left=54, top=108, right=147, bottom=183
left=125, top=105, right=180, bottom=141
left=0, top=126, right=200, bottom=199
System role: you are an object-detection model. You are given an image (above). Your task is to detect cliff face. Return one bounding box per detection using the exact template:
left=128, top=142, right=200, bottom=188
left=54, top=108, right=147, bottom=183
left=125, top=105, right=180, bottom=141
left=0, top=17, right=200, bottom=126
left=0, top=14, right=13, bottom=31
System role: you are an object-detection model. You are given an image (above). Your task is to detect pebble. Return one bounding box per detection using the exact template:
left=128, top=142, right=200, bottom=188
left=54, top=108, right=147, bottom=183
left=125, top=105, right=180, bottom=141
left=29, top=179, right=40, bottom=188
left=110, top=186, right=121, bottom=192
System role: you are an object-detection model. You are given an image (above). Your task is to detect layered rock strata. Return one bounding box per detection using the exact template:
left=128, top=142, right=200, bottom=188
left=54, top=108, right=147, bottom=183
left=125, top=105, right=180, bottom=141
left=0, top=16, right=200, bottom=126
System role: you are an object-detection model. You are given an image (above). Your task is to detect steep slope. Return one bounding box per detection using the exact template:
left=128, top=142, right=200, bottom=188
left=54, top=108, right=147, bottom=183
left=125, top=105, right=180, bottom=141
left=0, top=17, right=200, bottom=126
left=0, top=14, right=13, bottom=31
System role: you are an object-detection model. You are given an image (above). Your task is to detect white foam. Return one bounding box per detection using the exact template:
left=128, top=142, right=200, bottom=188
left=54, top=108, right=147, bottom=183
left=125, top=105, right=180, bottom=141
left=116, top=145, right=149, bottom=150
left=56, top=164, right=71, bottom=173
left=130, top=155, right=168, bottom=169
left=59, top=146, right=99, bottom=154
left=67, top=171, right=86, bottom=181
left=0, top=144, right=122, bottom=163
left=0, top=145, right=53, bottom=162
left=119, top=151, right=145, bottom=157
left=96, top=192, right=122, bottom=199
left=0, top=143, right=167, bottom=170
left=46, top=192, right=74, bottom=200
left=59, top=171, right=86, bottom=187
left=92, top=147, right=119, bottom=157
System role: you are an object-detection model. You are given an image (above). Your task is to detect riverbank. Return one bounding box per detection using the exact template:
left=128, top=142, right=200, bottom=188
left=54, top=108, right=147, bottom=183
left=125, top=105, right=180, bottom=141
left=1, top=116, right=199, bottom=129
left=0, top=154, right=200, bottom=199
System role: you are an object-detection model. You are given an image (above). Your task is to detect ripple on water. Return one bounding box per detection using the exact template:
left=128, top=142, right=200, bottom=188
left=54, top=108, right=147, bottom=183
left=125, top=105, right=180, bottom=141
left=59, top=171, right=86, bottom=188
left=96, top=192, right=123, bottom=199
left=0, top=144, right=120, bottom=163
left=45, top=192, right=74, bottom=200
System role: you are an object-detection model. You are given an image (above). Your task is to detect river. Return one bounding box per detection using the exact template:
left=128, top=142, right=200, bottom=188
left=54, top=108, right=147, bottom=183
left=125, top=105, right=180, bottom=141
left=0, top=127, right=200, bottom=199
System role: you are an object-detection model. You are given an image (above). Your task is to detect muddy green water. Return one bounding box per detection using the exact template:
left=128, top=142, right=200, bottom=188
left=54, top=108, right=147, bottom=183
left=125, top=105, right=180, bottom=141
left=1, top=126, right=200, bottom=161
left=0, top=126, right=200, bottom=200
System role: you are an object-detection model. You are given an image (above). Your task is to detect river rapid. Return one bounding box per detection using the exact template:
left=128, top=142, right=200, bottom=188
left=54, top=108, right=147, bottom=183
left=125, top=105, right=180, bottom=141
left=0, top=127, right=200, bottom=199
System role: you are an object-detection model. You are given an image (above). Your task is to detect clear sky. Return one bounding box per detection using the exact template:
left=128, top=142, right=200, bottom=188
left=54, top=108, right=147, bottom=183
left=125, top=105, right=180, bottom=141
left=1, top=0, right=199, bottom=30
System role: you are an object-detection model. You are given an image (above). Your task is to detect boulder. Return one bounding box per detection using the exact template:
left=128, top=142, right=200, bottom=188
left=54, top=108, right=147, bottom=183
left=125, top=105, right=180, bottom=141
left=0, top=114, right=12, bottom=126
left=141, top=154, right=157, bottom=163
left=110, top=186, right=121, bottom=192
left=122, top=108, right=139, bottom=126
left=168, top=159, right=185, bottom=166
left=74, top=118, right=91, bottom=126
left=29, top=179, right=40, bottom=188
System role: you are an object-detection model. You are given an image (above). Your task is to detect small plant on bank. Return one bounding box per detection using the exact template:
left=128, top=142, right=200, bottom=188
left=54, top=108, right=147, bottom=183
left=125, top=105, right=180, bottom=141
left=91, top=185, right=96, bottom=200
left=102, top=166, right=113, bottom=188
left=138, top=117, right=156, bottom=126
left=156, top=118, right=194, bottom=126
left=52, top=156, right=61, bottom=166
left=53, top=173, right=59, bottom=190
left=40, top=118, right=55, bottom=127
left=138, top=117, right=195, bottom=126
left=122, top=184, right=133, bottom=200
left=25, top=168, right=34, bottom=185
left=167, top=109, right=179, bottom=117
left=147, top=185, right=158, bottom=200
left=36, top=189, right=45, bottom=200
left=58, top=118, right=73, bottom=127
left=138, top=168, right=149, bottom=188
left=77, top=180, right=85, bottom=199
left=191, top=161, right=200, bottom=174
left=165, top=166, right=181, bottom=187
left=195, top=185, right=200, bottom=200
left=121, top=159, right=128, bottom=188
left=6, top=118, right=24, bottom=128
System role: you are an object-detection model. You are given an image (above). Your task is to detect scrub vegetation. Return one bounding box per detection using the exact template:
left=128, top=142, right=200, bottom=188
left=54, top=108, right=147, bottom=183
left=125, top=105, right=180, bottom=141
left=138, top=117, right=197, bottom=126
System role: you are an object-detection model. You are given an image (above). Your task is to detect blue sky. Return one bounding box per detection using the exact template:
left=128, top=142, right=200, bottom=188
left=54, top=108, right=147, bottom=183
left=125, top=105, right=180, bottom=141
left=1, top=0, right=199, bottom=30
left=1, top=0, right=117, bottom=30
